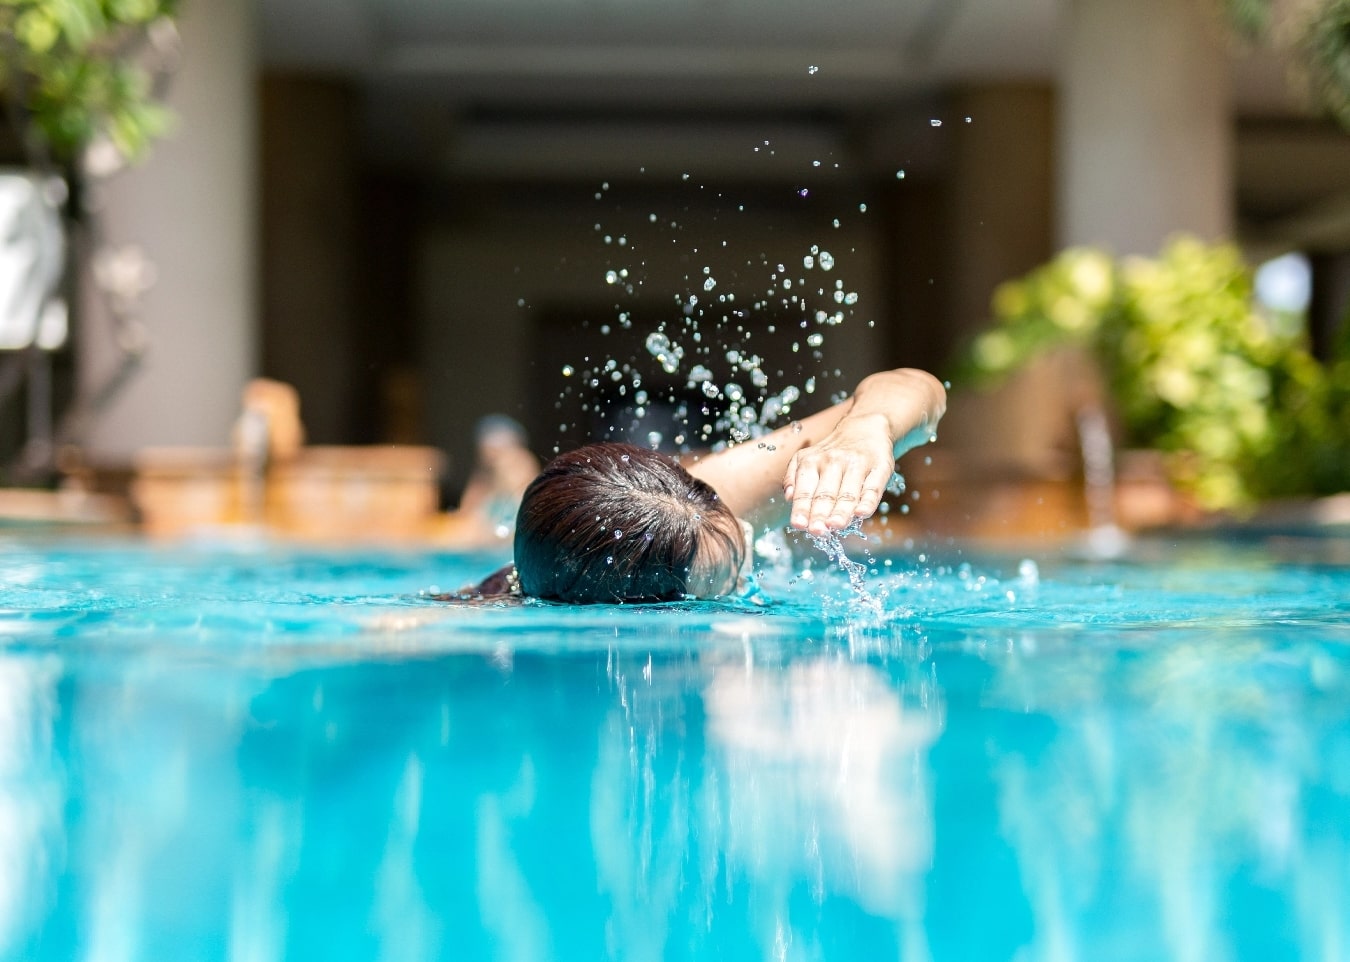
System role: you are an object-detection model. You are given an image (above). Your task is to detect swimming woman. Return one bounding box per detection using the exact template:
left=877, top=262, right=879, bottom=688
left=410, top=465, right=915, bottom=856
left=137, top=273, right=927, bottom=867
left=464, top=367, right=946, bottom=603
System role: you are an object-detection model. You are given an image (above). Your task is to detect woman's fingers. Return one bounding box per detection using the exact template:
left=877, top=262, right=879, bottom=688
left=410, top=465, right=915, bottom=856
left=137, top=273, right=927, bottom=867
left=854, top=465, right=889, bottom=518
left=787, top=450, right=890, bottom=534
left=786, top=456, right=819, bottom=529
left=824, top=458, right=874, bottom=528
left=805, top=460, right=847, bottom=534
left=788, top=458, right=847, bottom=533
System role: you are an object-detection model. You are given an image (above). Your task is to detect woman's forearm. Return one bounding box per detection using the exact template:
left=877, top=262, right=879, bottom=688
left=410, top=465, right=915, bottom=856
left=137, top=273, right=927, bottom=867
left=845, top=368, right=948, bottom=457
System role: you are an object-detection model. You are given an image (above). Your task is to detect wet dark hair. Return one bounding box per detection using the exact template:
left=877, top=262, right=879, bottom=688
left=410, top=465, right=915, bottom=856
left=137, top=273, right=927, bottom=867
left=475, top=441, right=743, bottom=604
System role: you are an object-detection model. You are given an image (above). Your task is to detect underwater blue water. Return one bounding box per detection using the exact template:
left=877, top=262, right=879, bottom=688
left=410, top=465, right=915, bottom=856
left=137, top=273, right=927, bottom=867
left=0, top=529, right=1348, bottom=961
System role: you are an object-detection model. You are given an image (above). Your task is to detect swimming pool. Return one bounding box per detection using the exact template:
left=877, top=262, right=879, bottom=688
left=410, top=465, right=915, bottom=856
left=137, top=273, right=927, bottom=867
left=1, top=529, right=1347, bottom=961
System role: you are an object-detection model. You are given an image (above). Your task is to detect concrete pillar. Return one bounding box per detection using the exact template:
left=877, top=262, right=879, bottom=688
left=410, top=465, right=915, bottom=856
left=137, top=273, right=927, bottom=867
left=1058, top=0, right=1232, bottom=254
left=78, top=0, right=257, bottom=460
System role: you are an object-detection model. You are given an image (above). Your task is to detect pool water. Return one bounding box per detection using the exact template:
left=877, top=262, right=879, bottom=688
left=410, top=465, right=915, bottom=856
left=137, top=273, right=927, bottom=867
left=1, top=531, right=1348, bottom=961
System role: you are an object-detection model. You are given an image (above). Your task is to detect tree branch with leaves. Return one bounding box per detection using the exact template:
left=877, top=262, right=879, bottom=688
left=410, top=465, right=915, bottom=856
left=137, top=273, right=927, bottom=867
left=0, top=0, right=181, bottom=166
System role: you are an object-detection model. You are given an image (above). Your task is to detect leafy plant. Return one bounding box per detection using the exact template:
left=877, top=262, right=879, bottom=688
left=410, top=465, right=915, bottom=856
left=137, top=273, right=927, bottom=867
left=1222, top=0, right=1350, bottom=129
left=0, top=0, right=179, bottom=164
left=1297, top=0, right=1350, bottom=129
left=960, top=237, right=1350, bottom=511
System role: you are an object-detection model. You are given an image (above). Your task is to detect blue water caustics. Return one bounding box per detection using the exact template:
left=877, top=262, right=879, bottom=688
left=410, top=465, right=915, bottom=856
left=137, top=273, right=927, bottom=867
left=0, top=531, right=1348, bottom=961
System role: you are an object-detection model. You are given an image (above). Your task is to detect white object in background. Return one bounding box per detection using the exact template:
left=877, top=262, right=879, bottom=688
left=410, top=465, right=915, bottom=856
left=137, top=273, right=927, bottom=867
left=0, top=172, right=66, bottom=350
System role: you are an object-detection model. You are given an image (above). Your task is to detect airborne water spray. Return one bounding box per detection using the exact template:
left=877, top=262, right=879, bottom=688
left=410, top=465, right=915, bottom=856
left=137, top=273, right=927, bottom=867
left=551, top=152, right=905, bottom=607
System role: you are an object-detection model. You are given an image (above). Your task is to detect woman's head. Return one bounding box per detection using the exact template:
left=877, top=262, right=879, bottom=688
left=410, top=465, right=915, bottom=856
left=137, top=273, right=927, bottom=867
left=513, top=442, right=747, bottom=603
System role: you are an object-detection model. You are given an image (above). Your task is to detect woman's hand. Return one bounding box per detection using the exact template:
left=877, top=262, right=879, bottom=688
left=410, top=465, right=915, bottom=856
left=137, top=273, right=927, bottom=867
left=783, top=369, right=946, bottom=535
left=784, top=414, right=895, bottom=535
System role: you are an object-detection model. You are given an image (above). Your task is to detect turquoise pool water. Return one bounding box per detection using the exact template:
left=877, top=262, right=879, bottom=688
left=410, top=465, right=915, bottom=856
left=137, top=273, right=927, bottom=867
left=1, top=530, right=1348, bottom=961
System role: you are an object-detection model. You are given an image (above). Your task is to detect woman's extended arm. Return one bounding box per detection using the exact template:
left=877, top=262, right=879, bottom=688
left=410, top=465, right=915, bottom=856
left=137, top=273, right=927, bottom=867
left=685, top=368, right=947, bottom=534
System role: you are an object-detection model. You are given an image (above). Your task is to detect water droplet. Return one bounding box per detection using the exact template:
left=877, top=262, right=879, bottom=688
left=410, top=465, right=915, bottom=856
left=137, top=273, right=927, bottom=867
left=798, top=188, right=809, bottom=198
left=930, top=118, right=942, bottom=127
left=817, top=251, right=835, bottom=271
left=704, top=276, right=717, bottom=291
left=896, top=170, right=906, bottom=180
left=561, top=365, right=574, bottom=377
left=803, top=255, right=815, bottom=269
left=964, top=116, right=972, bottom=123
left=806, top=333, right=824, bottom=347
left=808, top=65, right=819, bottom=75
left=613, top=529, right=623, bottom=539
left=605, top=270, right=619, bottom=285
left=859, top=203, right=868, bottom=213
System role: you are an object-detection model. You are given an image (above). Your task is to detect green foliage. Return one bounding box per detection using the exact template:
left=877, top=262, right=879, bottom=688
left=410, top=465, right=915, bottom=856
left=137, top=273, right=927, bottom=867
left=960, top=237, right=1350, bottom=512
left=1254, top=302, right=1350, bottom=500
left=0, top=0, right=178, bottom=163
left=1297, top=0, right=1350, bottom=128
left=1221, top=0, right=1350, bottom=129
left=1222, top=0, right=1274, bottom=42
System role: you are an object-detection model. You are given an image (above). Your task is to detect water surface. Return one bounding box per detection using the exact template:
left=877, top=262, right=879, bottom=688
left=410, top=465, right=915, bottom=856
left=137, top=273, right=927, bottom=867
left=0, top=532, right=1347, bottom=961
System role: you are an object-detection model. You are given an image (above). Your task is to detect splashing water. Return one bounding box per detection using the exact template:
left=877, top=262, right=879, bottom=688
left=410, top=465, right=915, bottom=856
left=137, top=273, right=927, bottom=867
left=806, top=518, right=884, bottom=617
left=559, top=171, right=877, bottom=455
left=558, top=174, right=898, bottom=611
left=645, top=331, right=685, bottom=374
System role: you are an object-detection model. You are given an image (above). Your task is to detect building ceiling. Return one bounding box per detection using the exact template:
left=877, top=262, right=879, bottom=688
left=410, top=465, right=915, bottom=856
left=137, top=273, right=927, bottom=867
left=258, top=0, right=1062, bottom=97
left=256, top=0, right=1350, bottom=234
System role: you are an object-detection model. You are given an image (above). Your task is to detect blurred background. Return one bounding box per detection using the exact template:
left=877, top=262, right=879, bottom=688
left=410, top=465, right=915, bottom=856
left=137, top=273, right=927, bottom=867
left=2, top=0, right=1349, bottom=534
